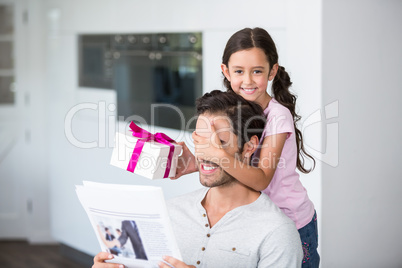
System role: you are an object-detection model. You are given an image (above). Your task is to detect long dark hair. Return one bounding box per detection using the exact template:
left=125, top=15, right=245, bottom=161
left=222, top=27, right=315, bottom=173
left=196, top=90, right=266, bottom=151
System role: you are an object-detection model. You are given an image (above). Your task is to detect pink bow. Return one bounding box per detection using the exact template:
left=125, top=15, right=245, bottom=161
left=127, top=121, right=176, bottom=178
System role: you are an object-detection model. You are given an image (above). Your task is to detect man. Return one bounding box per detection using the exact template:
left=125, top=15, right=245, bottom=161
left=93, top=90, right=302, bottom=267
left=105, top=228, right=115, bottom=241
left=118, top=220, right=148, bottom=260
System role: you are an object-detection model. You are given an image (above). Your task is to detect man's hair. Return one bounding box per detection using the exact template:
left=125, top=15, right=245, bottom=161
left=196, top=90, right=266, bottom=150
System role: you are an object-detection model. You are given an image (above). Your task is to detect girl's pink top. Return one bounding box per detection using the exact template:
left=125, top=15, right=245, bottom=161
left=252, top=98, right=315, bottom=229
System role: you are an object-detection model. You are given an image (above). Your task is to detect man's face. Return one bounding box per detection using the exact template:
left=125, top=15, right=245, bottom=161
left=195, top=112, right=241, bottom=188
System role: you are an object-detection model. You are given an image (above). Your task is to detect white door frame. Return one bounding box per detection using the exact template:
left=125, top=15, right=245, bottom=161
left=0, top=0, right=29, bottom=240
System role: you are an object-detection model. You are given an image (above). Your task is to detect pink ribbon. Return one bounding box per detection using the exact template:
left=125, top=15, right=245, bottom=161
left=127, top=121, right=176, bottom=178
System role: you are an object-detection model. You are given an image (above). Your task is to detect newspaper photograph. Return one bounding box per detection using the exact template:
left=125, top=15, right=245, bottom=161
left=76, top=181, right=182, bottom=268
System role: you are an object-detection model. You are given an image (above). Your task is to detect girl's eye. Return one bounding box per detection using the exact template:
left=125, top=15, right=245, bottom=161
left=254, top=70, right=262, bottom=74
left=234, top=70, right=243, bottom=74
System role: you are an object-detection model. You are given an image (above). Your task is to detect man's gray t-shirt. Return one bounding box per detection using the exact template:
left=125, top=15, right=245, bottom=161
left=167, top=188, right=303, bottom=268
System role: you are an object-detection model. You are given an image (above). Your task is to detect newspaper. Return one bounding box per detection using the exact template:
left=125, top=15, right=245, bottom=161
left=75, top=181, right=182, bottom=268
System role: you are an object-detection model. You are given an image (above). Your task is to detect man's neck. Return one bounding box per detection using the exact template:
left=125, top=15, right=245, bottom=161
left=201, top=182, right=260, bottom=227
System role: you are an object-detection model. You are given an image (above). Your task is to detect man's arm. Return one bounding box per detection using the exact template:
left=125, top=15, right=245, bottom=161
left=117, top=222, right=128, bottom=246
left=258, top=223, right=303, bottom=268
left=92, top=252, right=195, bottom=268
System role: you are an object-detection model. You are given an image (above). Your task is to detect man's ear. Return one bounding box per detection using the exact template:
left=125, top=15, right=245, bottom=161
left=221, top=63, right=230, bottom=82
left=241, top=135, right=259, bottom=160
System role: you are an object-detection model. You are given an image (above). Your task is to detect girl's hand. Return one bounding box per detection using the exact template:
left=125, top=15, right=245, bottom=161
left=92, top=252, right=123, bottom=268
left=193, top=122, right=225, bottom=164
left=170, top=141, right=197, bottom=180
left=158, top=256, right=196, bottom=268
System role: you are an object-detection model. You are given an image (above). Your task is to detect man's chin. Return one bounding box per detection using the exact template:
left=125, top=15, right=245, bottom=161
left=199, top=173, right=236, bottom=188
left=200, top=173, right=220, bottom=188
left=199, top=173, right=216, bottom=186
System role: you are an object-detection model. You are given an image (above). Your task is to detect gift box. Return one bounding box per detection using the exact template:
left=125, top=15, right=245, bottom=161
left=110, top=122, right=182, bottom=179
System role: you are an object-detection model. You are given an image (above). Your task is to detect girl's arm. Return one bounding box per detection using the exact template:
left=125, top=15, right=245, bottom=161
left=193, top=124, right=287, bottom=191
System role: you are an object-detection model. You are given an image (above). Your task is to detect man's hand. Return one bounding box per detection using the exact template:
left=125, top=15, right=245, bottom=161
left=170, top=141, right=198, bottom=180
left=92, top=252, right=123, bottom=268
left=158, top=256, right=196, bottom=268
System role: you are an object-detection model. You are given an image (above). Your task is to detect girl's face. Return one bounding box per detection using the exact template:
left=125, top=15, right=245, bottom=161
left=222, top=47, right=278, bottom=107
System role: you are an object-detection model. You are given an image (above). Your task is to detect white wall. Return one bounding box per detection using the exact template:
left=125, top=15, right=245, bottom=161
left=0, top=0, right=53, bottom=243
left=23, top=0, right=54, bottom=243
left=285, top=0, right=323, bottom=252
left=322, top=0, right=402, bottom=267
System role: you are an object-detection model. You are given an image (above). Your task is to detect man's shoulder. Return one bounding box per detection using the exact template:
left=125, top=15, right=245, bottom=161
left=246, top=193, right=295, bottom=229
left=247, top=194, right=301, bottom=250
left=167, top=187, right=207, bottom=209
left=166, top=188, right=208, bottom=226
left=254, top=195, right=303, bottom=266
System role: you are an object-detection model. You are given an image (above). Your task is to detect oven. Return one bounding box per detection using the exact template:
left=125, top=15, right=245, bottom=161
left=79, top=32, right=203, bottom=130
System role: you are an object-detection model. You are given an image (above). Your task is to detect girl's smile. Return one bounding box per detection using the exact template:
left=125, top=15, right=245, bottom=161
left=241, top=87, right=258, bottom=94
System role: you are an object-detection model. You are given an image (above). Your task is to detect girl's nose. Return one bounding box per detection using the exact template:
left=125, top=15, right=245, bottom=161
left=244, top=73, right=252, bottom=84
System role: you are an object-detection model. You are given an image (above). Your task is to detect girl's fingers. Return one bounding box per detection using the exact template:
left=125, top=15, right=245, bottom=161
left=209, top=123, right=221, bottom=148
left=193, top=132, right=209, bottom=146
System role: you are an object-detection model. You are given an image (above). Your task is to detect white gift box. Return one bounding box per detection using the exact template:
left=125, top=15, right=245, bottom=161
left=110, top=132, right=182, bottom=179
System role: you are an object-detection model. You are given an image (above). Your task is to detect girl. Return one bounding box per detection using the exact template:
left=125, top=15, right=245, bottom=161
left=174, top=27, right=319, bottom=267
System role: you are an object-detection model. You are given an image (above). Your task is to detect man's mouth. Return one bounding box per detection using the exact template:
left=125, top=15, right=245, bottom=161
left=198, top=159, right=219, bottom=174
left=202, top=165, right=218, bottom=171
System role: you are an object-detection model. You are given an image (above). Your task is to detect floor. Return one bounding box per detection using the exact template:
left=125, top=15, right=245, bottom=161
left=0, top=240, right=90, bottom=268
